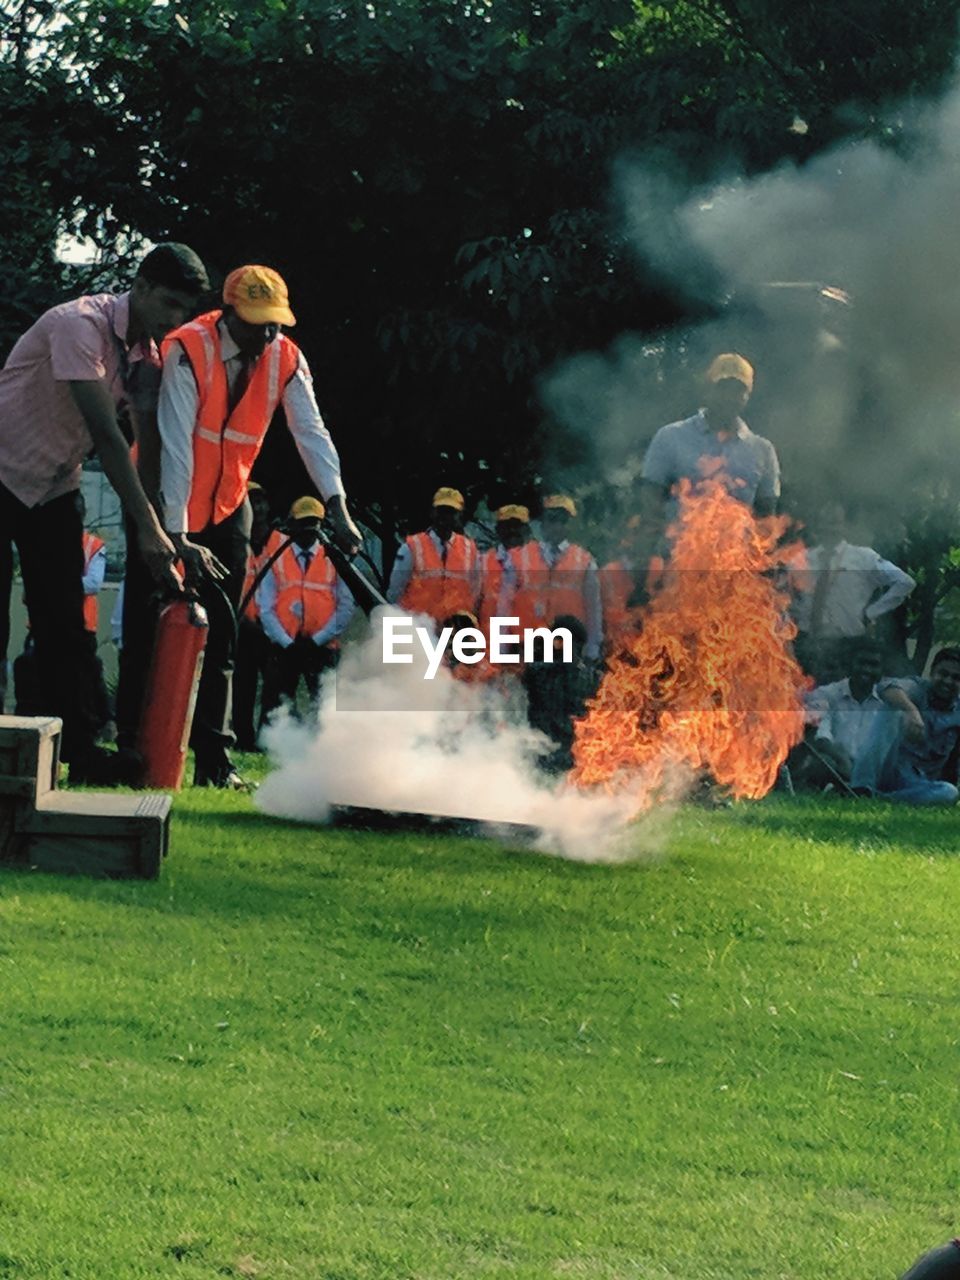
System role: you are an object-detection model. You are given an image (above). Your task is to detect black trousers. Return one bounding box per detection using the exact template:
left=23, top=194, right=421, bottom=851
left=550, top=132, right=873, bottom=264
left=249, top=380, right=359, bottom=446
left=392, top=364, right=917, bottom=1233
left=233, top=617, right=270, bottom=749
left=262, top=638, right=338, bottom=719
left=0, top=482, right=100, bottom=760
left=16, top=631, right=110, bottom=729
left=190, top=503, right=251, bottom=766
left=116, top=513, right=155, bottom=749
left=116, top=501, right=251, bottom=767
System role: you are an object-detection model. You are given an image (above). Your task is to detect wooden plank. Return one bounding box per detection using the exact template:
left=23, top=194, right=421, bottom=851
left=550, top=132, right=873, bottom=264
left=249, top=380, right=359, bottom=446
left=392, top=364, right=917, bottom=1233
left=0, top=716, right=61, bottom=807
left=15, top=792, right=170, bottom=880
left=0, top=716, right=171, bottom=879
left=0, top=715, right=61, bottom=738
left=29, top=793, right=171, bottom=826
left=20, top=830, right=163, bottom=880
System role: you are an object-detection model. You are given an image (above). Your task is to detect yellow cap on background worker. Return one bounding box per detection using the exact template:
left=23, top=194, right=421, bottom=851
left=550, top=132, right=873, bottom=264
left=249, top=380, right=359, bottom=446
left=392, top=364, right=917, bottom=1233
left=289, top=496, right=325, bottom=522
left=495, top=504, right=529, bottom=523
left=704, top=352, right=754, bottom=392
left=543, top=494, right=577, bottom=518
left=223, top=265, right=297, bottom=327
left=432, top=486, right=465, bottom=511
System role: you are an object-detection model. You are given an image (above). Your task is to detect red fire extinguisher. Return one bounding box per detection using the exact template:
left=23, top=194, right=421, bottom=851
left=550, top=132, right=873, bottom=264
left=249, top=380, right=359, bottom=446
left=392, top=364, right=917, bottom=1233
left=137, top=596, right=209, bottom=790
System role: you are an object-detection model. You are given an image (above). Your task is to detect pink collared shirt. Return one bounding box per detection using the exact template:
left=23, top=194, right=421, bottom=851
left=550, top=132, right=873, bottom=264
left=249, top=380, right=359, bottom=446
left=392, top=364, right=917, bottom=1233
left=0, top=291, right=160, bottom=508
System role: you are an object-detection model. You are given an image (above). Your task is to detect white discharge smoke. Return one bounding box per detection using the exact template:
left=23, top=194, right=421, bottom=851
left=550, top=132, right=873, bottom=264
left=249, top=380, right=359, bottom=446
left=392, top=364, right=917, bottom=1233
left=545, top=81, right=960, bottom=518
left=255, top=611, right=672, bottom=863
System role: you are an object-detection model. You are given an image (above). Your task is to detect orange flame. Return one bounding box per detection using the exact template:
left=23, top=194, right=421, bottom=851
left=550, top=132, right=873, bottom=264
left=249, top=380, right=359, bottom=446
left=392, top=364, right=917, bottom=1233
left=571, top=480, right=807, bottom=809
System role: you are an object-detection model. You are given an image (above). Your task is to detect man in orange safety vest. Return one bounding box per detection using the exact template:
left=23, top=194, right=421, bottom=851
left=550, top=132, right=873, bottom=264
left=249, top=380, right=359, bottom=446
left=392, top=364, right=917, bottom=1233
left=477, top=503, right=529, bottom=635
left=498, top=494, right=603, bottom=662
left=386, top=487, right=480, bottom=624
left=80, top=528, right=107, bottom=633
left=257, top=496, right=355, bottom=718
left=150, top=264, right=361, bottom=787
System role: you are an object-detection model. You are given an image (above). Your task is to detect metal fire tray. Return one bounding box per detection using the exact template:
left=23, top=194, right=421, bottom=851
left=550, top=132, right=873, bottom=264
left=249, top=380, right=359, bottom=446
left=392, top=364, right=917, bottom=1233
left=329, top=803, right=541, bottom=845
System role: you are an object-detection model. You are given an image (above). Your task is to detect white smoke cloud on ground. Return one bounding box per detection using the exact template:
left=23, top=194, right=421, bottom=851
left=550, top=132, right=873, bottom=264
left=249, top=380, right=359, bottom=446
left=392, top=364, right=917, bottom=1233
left=256, top=610, right=680, bottom=864
left=545, top=84, right=960, bottom=519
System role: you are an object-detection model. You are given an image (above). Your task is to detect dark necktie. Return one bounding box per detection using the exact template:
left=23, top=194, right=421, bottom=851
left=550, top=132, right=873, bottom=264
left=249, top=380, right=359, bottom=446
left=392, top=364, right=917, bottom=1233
left=228, top=354, right=253, bottom=413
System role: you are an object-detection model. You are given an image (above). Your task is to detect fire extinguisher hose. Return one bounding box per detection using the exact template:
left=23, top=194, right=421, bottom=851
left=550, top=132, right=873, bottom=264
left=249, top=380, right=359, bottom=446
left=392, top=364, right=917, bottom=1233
left=236, top=530, right=389, bottom=621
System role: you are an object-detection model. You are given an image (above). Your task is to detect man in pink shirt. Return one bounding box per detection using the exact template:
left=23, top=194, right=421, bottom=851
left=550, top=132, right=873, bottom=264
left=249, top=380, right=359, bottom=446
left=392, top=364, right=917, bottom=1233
left=0, top=242, right=208, bottom=784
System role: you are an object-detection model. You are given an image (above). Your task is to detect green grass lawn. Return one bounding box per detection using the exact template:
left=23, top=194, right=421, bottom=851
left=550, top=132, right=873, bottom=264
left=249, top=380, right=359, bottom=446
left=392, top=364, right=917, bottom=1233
left=0, top=776, right=957, bottom=1279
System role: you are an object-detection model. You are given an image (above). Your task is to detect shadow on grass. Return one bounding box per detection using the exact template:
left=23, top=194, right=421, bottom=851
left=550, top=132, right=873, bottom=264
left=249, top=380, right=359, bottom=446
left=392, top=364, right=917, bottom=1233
left=729, top=795, right=959, bottom=854
left=0, top=803, right=638, bottom=929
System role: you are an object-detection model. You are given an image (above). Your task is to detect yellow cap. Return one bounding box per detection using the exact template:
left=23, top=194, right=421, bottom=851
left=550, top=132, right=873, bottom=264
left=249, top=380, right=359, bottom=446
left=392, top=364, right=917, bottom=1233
left=543, top=494, right=577, bottom=518
left=223, top=265, right=296, bottom=326
left=495, top=504, right=530, bottom=523
left=432, top=487, right=465, bottom=511
left=705, top=352, right=754, bottom=391
left=289, top=496, right=325, bottom=521
left=247, top=480, right=263, bottom=493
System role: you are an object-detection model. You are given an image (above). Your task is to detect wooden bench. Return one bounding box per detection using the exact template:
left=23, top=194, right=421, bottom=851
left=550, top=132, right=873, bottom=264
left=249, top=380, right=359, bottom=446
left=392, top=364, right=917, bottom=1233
left=0, top=717, right=171, bottom=879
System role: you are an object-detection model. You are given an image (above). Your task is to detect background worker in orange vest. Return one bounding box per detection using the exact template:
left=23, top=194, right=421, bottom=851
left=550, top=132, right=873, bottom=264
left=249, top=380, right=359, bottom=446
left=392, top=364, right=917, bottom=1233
left=600, top=513, right=665, bottom=657
left=233, top=481, right=279, bottom=751
left=154, top=265, right=362, bottom=787
left=386, top=487, right=480, bottom=622
left=477, top=504, right=529, bottom=634
left=80, top=521, right=114, bottom=738
left=498, top=494, right=603, bottom=662
left=80, top=527, right=107, bottom=633
left=257, top=497, right=355, bottom=718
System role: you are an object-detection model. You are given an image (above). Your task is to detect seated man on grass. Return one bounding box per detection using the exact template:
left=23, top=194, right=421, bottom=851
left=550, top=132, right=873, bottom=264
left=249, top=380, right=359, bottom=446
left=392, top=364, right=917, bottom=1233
left=793, top=639, right=885, bottom=789
left=849, top=645, right=960, bottom=805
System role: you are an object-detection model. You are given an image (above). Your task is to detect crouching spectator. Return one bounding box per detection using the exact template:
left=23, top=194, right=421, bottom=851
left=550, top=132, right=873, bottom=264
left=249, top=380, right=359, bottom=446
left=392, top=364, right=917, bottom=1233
left=791, top=640, right=885, bottom=790
left=848, top=645, right=960, bottom=805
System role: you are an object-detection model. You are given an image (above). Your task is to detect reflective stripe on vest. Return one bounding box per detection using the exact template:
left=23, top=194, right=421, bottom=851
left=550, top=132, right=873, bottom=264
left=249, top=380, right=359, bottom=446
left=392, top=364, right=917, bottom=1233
left=509, top=541, right=592, bottom=627
left=398, top=531, right=479, bottom=621
left=163, top=312, right=300, bottom=531
left=82, top=532, right=104, bottom=633
left=271, top=543, right=336, bottom=637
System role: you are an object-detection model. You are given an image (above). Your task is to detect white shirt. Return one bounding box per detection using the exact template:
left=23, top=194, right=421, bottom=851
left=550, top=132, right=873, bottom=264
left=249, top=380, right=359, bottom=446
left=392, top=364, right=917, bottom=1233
left=641, top=410, right=781, bottom=511
left=256, top=540, right=356, bottom=648
left=82, top=542, right=107, bottom=597
left=158, top=319, right=346, bottom=533
left=812, top=678, right=886, bottom=761
left=791, top=541, right=915, bottom=637
left=498, top=537, right=603, bottom=661
left=386, top=529, right=482, bottom=605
